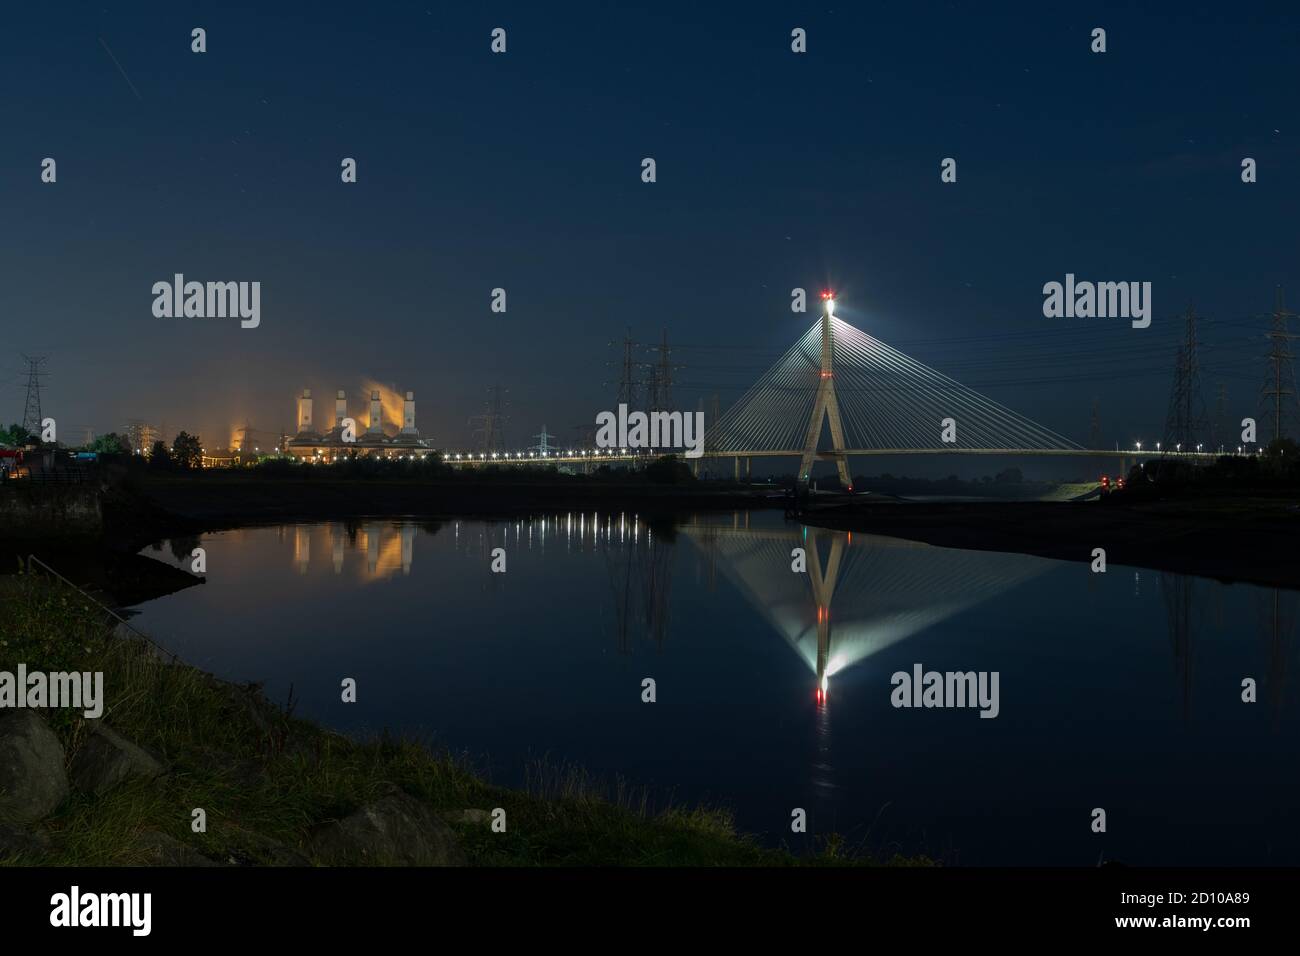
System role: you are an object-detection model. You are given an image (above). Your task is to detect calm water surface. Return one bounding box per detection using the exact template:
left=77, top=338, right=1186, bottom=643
left=129, top=512, right=1300, bottom=865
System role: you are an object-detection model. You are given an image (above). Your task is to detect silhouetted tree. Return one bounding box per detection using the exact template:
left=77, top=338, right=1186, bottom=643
left=89, top=432, right=130, bottom=456
left=644, top=455, right=695, bottom=484
left=0, top=423, right=35, bottom=447
left=172, top=431, right=203, bottom=469
left=148, top=440, right=173, bottom=469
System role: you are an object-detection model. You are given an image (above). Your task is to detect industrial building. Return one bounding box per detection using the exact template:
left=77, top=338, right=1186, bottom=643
left=284, top=388, right=435, bottom=461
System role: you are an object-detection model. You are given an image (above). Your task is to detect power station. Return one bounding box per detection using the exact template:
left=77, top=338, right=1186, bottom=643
left=285, top=388, right=435, bottom=461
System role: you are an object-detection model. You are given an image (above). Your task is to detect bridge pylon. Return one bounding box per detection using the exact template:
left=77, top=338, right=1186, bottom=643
left=798, top=293, right=853, bottom=491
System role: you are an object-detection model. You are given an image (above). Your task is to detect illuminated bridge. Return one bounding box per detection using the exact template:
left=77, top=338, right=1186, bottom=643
left=443, top=293, right=1224, bottom=482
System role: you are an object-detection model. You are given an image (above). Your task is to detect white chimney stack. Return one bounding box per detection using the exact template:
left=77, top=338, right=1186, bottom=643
left=368, top=390, right=383, bottom=435
left=402, top=390, right=417, bottom=435
left=297, top=389, right=313, bottom=433
left=335, top=389, right=347, bottom=426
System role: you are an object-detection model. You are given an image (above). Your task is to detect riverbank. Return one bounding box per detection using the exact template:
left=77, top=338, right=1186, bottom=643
left=97, top=471, right=784, bottom=551
left=0, top=575, right=917, bottom=867
left=800, top=492, right=1300, bottom=590
left=17, top=468, right=1300, bottom=591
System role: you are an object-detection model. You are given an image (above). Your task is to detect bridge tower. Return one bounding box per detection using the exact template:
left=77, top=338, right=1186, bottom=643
left=798, top=292, right=853, bottom=490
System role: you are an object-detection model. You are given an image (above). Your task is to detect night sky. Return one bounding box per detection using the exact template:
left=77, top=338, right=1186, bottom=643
left=3, top=2, right=1297, bottom=461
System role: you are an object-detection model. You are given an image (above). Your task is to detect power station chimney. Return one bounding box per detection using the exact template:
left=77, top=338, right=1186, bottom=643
left=297, top=389, right=314, bottom=433
left=402, top=390, right=417, bottom=435
left=368, top=390, right=384, bottom=435
left=335, top=390, right=347, bottom=426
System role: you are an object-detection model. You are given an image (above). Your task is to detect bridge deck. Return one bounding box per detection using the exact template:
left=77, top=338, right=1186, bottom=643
left=442, top=447, right=1220, bottom=465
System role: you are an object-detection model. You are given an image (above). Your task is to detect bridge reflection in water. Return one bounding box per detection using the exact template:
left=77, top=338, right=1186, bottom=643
left=681, top=516, right=1056, bottom=702
left=271, top=513, right=1298, bottom=724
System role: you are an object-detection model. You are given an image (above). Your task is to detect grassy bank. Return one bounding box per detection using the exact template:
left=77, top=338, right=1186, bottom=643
left=0, top=575, right=920, bottom=867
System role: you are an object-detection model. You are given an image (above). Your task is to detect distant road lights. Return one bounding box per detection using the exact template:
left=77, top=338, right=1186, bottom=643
left=1176, top=443, right=1182, bottom=453
left=1196, top=444, right=1203, bottom=453
left=1135, top=441, right=1142, bottom=451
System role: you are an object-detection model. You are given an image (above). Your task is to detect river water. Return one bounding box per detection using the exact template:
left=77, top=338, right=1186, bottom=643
left=128, top=512, right=1300, bottom=865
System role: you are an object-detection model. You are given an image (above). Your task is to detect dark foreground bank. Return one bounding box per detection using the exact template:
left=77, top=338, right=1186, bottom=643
left=800, top=492, right=1300, bottom=589
left=0, top=575, right=918, bottom=867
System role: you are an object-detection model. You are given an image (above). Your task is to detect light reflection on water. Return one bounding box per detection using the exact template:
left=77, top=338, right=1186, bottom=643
left=131, top=512, right=1300, bottom=865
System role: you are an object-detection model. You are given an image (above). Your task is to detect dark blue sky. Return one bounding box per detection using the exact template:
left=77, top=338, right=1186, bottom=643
left=3, top=1, right=1297, bottom=455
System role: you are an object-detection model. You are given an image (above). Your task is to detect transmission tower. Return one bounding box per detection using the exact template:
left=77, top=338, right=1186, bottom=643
left=611, top=332, right=639, bottom=409
left=1088, top=398, right=1101, bottom=449
left=1164, top=306, right=1209, bottom=452
left=20, top=355, right=47, bottom=439
left=470, top=385, right=509, bottom=452
left=643, top=330, right=683, bottom=412
left=532, top=425, right=557, bottom=456
left=1260, top=288, right=1300, bottom=445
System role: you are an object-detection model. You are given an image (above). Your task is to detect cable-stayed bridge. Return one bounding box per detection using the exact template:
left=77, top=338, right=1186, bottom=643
left=708, top=296, right=1081, bottom=486
left=444, top=294, right=1211, bottom=479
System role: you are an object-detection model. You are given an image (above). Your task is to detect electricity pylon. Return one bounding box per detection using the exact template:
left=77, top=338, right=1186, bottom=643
left=1260, top=288, right=1300, bottom=445
left=21, top=355, right=47, bottom=439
